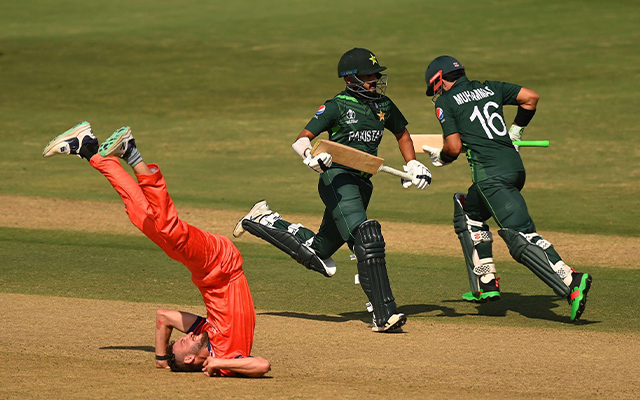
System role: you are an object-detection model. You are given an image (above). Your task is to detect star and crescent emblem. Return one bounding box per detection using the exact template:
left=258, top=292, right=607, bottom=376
left=369, top=54, right=378, bottom=65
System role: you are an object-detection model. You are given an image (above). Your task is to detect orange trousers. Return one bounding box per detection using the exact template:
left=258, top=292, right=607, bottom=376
left=91, top=155, right=255, bottom=360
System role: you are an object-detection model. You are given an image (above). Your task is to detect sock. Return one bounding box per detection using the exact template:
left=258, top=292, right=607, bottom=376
left=79, top=141, right=98, bottom=161
left=123, top=140, right=143, bottom=167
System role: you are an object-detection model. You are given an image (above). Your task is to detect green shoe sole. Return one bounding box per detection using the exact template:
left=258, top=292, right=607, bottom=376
left=570, top=274, right=592, bottom=321
left=99, top=126, right=131, bottom=157
left=462, top=290, right=501, bottom=303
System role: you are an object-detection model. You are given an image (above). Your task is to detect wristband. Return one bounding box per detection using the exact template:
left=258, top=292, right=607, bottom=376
left=513, top=106, right=536, bottom=127
left=156, top=354, right=170, bottom=361
left=440, top=151, right=458, bottom=163
left=292, top=137, right=312, bottom=159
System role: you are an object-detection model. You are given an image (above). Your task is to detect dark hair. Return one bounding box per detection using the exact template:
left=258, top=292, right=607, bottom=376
left=166, top=341, right=179, bottom=371
left=166, top=341, right=202, bottom=373
left=443, top=69, right=465, bottom=82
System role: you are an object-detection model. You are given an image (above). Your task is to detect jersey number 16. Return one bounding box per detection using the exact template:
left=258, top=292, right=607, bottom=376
left=469, top=101, right=507, bottom=139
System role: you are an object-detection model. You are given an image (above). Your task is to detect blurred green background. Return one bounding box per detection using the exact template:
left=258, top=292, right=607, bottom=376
left=1, top=0, right=638, bottom=234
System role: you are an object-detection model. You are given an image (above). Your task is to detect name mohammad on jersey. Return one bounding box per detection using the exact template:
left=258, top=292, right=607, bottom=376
left=348, top=129, right=383, bottom=142
left=452, top=86, right=496, bottom=105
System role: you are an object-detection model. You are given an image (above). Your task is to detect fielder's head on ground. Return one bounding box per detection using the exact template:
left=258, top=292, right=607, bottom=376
left=166, top=331, right=210, bottom=372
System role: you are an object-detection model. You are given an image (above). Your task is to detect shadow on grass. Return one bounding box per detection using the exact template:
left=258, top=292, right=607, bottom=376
left=259, top=303, right=464, bottom=325
left=99, top=345, right=155, bottom=352
left=443, top=292, right=600, bottom=325
left=258, top=311, right=355, bottom=323
left=260, top=293, right=600, bottom=326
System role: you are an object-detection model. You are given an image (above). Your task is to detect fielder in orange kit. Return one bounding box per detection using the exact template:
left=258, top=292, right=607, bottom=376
left=42, top=122, right=270, bottom=378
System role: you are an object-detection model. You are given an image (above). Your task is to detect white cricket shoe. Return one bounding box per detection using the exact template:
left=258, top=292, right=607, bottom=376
left=371, top=313, right=406, bottom=333
left=233, top=200, right=273, bottom=238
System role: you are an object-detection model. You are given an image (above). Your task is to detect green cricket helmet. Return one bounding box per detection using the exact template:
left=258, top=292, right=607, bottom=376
left=338, top=48, right=388, bottom=99
left=425, top=55, right=464, bottom=96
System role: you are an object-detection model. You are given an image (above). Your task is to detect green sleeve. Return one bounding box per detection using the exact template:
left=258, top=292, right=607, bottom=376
left=384, top=99, right=408, bottom=134
left=486, top=80, right=522, bottom=106
left=434, top=97, right=458, bottom=137
left=304, top=100, right=340, bottom=136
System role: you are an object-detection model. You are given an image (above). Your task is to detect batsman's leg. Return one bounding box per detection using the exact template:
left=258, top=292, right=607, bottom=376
left=453, top=193, right=500, bottom=303
left=237, top=201, right=336, bottom=277
left=481, top=172, right=593, bottom=321
left=499, top=229, right=592, bottom=321
left=354, top=220, right=406, bottom=332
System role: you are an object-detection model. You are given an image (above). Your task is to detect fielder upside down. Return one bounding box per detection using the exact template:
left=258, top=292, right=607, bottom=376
left=43, top=122, right=271, bottom=377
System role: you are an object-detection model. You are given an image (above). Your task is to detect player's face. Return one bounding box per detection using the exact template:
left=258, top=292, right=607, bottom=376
left=173, top=332, right=208, bottom=361
left=357, top=74, right=378, bottom=92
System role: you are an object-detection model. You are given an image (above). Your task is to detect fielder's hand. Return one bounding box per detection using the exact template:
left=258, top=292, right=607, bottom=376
left=508, top=124, right=524, bottom=152
left=202, top=356, right=218, bottom=377
left=303, top=151, right=332, bottom=173
left=422, top=145, right=449, bottom=167
left=401, top=159, right=431, bottom=190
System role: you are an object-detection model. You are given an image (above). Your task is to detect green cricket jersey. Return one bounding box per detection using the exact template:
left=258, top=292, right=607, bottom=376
left=435, top=76, right=524, bottom=182
left=305, top=90, right=408, bottom=157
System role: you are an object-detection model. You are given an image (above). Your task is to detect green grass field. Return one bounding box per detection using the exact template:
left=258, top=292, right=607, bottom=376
left=1, top=225, right=638, bottom=334
left=1, top=1, right=640, bottom=396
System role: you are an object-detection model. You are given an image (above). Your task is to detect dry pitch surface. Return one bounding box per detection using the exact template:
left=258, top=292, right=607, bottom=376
left=2, top=195, right=639, bottom=399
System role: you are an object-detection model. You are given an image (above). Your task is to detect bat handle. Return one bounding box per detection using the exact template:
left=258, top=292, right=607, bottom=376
left=378, top=165, right=414, bottom=181
left=513, top=140, right=550, bottom=147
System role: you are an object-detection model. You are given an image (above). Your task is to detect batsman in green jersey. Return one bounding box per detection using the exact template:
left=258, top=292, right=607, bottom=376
left=422, top=55, right=591, bottom=321
left=234, top=48, right=432, bottom=332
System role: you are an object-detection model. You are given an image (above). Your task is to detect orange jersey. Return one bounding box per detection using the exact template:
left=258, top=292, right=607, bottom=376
left=91, top=156, right=256, bottom=374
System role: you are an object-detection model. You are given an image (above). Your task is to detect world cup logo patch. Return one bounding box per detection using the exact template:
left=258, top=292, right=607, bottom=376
left=316, top=105, right=326, bottom=115
left=436, top=107, right=444, bottom=120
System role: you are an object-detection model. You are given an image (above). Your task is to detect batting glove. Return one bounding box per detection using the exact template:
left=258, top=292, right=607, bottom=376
left=508, top=124, right=524, bottom=152
left=303, top=152, right=332, bottom=173
left=401, top=159, right=432, bottom=190
left=422, top=145, right=449, bottom=167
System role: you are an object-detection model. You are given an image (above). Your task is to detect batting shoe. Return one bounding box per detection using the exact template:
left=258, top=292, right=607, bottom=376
left=99, top=126, right=135, bottom=158
left=568, top=272, right=592, bottom=321
left=462, top=278, right=501, bottom=303
left=42, top=121, right=98, bottom=159
left=233, top=200, right=273, bottom=238
left=372, top=313, right=407, bottom=333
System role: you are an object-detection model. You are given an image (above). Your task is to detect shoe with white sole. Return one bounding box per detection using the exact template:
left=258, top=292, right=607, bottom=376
left=43, top=121, right=98, bottom=159
left=99, top=126, right=135, bottom=158
left=233, top=200, right=273, bottom=238
left=372, top=313, right=406, bottom=333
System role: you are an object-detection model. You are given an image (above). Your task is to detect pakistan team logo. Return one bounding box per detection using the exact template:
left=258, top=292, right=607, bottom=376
left=345, top=109, right=358, bottom=124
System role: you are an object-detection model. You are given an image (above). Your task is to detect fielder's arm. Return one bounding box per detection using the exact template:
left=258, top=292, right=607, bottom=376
left=155, top=309, right=200, bottom=369
left=202, top=356, right=271, bottom=378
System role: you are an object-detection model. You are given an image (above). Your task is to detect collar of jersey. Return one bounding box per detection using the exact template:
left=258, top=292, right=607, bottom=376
left=336, top=91, right=361, bottom=104
left=450, top=75, right=470, bottom=90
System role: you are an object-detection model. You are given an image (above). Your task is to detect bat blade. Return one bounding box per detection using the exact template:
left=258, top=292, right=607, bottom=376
left=310, top=140, right=384, bottom=175
left=410, top=134, right=443, bottom=153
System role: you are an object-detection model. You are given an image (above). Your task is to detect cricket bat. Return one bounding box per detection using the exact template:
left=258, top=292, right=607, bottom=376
left=410, top=134, right=549, bottom=152
left=310, top=139, right=414, bottom=181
